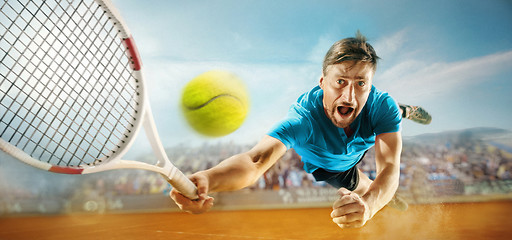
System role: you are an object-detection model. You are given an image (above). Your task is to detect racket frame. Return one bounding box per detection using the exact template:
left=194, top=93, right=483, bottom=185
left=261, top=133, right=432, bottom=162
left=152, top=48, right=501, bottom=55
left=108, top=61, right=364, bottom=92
left=0, top=0, right=198, bottom=199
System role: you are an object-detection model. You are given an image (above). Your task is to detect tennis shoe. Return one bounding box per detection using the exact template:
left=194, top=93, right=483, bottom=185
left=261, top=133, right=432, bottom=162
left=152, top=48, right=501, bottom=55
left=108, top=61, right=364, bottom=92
left=399, top=104, right=432, bottom=125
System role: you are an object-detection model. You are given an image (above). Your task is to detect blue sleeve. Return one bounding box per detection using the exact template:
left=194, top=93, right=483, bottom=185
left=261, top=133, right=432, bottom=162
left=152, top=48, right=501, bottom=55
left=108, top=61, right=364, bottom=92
left=267, top=110, right=311, bottom=149
left=372, top=94, right=402, bottom=135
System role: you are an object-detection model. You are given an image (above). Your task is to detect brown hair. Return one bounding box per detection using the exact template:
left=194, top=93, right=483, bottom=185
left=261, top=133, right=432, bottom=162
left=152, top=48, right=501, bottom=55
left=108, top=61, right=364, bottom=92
left=322, top=31, right=380, bottom=75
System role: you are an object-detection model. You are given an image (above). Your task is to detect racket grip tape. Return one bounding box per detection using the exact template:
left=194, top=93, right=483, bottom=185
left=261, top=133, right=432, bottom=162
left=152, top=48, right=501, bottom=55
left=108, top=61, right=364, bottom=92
left=166, top=169, right=199, bottom=200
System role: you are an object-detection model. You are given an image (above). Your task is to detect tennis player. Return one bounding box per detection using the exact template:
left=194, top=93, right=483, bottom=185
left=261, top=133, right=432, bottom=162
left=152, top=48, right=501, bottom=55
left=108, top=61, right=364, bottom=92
left=170, top=32, right=431, bottom=229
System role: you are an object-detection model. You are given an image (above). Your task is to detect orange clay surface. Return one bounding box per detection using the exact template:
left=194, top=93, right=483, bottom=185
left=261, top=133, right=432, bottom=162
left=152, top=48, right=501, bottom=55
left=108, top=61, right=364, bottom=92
left=1, top=201, right=511, bottom=240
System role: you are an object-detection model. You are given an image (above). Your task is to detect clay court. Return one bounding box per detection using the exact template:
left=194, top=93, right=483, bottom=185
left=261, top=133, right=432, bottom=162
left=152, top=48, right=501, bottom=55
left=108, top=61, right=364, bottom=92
left=1, top=201, right=511, bottom=240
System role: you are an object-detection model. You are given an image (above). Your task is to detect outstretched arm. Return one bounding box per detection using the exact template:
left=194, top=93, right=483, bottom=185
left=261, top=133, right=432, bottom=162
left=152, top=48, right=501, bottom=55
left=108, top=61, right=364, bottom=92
left=206, top=135, right=287, bottom=192
left=331, top=131, right=402, bottom=228
left=170, top=135, right=287, bottom=213
left=362, top=131, right=402, bottom=218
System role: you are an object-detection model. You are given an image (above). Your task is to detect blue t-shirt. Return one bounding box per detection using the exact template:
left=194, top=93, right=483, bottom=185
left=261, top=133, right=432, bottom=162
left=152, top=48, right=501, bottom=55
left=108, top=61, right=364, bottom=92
left=268, top=85, right=401, bottom=173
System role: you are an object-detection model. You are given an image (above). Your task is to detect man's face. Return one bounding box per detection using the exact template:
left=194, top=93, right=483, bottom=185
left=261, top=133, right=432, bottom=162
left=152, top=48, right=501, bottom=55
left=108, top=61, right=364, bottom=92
left=319, top=61, right=374, bottom=129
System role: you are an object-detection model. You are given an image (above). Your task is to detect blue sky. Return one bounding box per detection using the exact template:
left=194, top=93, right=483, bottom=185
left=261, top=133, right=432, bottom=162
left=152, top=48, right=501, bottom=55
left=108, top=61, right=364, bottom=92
left=110, top=0, right=512, bottom=156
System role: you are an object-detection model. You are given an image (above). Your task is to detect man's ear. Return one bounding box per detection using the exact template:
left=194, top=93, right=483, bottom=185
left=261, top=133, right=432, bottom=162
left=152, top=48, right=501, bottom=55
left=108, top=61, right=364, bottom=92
left=319, top=75, right=325, bottom=89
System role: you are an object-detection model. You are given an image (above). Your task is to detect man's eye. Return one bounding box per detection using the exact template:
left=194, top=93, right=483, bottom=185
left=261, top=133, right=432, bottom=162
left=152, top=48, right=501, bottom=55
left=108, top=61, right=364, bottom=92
left=358, top=81, right=365, bottom=87
left=336, top=79, right=345, bottom=84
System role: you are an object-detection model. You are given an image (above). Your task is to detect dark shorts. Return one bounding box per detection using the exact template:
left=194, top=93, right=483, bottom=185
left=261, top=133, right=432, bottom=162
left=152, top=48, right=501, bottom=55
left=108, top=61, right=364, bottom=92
left=311, top=151, right=367, bottom=191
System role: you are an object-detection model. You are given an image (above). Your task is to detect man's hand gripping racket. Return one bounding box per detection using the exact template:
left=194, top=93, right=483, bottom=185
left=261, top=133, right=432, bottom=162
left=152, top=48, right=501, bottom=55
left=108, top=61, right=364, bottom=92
left=170, top=171, right=214, bottom=214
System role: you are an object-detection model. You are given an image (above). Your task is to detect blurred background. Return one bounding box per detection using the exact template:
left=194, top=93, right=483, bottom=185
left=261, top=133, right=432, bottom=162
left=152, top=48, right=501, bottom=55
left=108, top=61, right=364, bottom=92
left=1, top=0, right=511, bottom=215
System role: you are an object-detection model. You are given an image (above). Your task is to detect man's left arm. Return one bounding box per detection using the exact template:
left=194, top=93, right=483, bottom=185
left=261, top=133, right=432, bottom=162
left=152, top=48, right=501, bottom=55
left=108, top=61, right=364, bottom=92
left=330, top=131, right=402, bottom=229
left=362, top=131, right=402, bottom=218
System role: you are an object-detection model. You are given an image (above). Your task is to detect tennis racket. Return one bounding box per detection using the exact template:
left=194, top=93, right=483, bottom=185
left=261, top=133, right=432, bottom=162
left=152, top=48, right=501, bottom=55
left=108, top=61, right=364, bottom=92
left=0, top=0, right=198, bottom=199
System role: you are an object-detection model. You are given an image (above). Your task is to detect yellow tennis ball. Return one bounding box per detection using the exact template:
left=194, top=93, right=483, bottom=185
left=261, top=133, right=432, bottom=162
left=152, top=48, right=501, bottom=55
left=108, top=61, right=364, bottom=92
left=181, top=70, right=249, bottom=137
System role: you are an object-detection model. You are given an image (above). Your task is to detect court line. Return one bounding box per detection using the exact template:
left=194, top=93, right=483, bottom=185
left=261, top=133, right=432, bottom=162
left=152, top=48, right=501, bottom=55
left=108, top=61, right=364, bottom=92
left=155, top=230, right=297, bottom=240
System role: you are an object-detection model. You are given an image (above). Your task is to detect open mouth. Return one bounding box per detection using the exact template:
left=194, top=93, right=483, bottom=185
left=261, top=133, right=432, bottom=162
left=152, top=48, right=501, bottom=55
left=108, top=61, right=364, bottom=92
left=337, top=106, right=354, bottom=116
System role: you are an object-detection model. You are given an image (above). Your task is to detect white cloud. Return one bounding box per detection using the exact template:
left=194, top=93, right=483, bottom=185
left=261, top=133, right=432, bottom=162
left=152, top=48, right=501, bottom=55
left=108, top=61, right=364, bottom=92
left=377, top=50, right=512, bottom=102
left=373, top=28, right=409, bottom=59
left=308, top=34, right=337, bottom=64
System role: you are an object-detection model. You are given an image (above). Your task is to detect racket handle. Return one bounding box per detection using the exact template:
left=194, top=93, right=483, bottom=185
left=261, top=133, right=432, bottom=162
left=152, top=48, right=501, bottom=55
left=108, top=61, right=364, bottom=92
left=167, top=169, right=199, bottom=200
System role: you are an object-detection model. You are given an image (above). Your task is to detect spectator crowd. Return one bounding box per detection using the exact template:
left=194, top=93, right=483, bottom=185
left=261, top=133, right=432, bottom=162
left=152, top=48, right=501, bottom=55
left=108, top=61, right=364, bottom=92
left=1, top=130, right=512, bottom=209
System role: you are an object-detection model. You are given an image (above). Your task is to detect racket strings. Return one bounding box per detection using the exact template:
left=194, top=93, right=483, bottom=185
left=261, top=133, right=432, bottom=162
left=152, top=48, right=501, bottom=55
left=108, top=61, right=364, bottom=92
left=8, top=0, right=136, bottom=165
left=0, top=1, right=113, bottom=163
left=1, top=0, right=102, bottom=163
left=0, top=0, right=141, bottom=167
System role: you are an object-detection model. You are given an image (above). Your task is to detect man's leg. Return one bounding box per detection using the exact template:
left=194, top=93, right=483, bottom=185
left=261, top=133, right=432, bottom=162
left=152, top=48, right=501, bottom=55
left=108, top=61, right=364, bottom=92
left=399, top=103, right=432, bottom=125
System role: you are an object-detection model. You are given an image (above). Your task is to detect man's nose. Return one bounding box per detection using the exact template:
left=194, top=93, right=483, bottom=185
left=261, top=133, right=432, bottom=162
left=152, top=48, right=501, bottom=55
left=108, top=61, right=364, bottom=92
left=340, top=83, right=355, bottom=103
